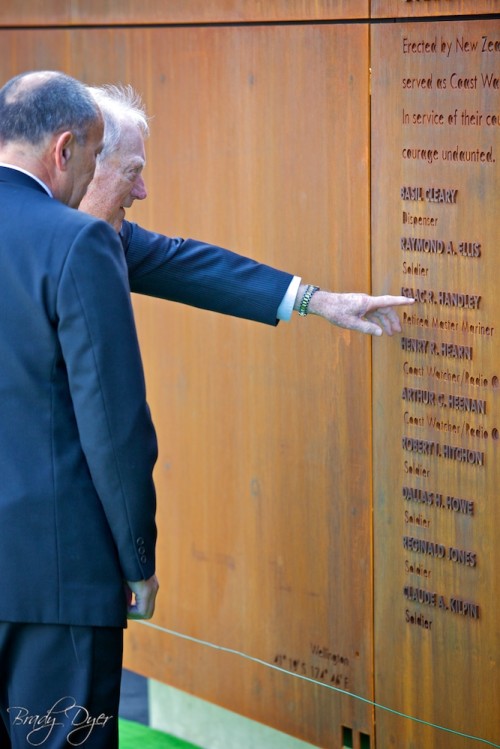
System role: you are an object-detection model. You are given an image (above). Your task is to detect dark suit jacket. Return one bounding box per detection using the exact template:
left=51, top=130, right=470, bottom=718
left=121, top=221, right=294, bottom=324
left=0, top=168, right=157, bottom=629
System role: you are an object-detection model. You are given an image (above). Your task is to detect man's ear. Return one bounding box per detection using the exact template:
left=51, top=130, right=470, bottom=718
left=54, top=131, right=74, bottom=171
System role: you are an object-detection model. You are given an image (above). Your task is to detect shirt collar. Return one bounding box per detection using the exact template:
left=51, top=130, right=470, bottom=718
left=0, top=163, right=53, bottom=197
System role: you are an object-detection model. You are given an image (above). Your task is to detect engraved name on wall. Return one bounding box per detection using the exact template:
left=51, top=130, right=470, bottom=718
left=393, top=23, right=499, bottom=631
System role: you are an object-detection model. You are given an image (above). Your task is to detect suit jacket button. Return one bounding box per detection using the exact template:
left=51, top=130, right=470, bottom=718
left=140, top=555, right=147, bottom=564
left=138, top=546, right=146, bottom=555
left=136, top=537, right=145, bottom=545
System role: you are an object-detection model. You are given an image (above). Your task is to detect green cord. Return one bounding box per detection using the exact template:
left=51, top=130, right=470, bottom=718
left=137, top=620, right=499, bottom=748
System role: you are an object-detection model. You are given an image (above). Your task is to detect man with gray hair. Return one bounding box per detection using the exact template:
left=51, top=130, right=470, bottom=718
left=82, top=83, right=413, bottom=334
left=0, top=71, right=158, bottom=749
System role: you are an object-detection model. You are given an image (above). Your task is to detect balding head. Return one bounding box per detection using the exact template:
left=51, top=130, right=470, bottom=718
left=0, top=70, right=100, bottom=147
left=0, top=70, right=104, bottom=207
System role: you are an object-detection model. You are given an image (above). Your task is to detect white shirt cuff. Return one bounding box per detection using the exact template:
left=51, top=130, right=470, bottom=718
left=276, top=276, right=302, bottom=321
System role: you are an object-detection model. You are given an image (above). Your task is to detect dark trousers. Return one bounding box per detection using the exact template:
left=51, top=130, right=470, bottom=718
left=0, top=622, right=123, bottom=749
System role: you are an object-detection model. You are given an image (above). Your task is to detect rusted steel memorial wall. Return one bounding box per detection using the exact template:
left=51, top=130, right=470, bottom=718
left=372, top=2, right=500, bottom=748
left=0, top=1, right=498, bottom=747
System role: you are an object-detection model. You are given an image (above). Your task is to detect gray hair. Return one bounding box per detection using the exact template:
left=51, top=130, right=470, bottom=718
left=88, top=84, right=150, bottom=161
left=0, top=70, right=100, bottom=146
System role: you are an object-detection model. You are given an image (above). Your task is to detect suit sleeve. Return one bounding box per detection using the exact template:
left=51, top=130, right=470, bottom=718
left=57, top=219, right=157, bottom=582
left=122, top=221, right=294, bottom=326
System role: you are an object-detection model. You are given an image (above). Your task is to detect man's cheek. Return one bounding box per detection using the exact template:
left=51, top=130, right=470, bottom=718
left=118, top=182, right=134, bottom=203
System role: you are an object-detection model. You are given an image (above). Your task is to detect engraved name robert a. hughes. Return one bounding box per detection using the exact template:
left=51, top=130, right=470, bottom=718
left=7, top=696, right=113, bottom=746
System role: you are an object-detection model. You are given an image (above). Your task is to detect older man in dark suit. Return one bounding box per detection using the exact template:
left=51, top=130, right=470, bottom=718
left=82, top=84, right=412, bottom=334
left=0, top=71, right=158, bottom=749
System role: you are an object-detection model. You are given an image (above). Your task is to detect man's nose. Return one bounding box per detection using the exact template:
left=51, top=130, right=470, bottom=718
left=131, top=175, right=147, bottom=201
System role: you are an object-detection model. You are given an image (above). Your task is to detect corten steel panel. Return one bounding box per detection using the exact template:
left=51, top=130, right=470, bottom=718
left=372, top=0, right=499, bottom=19
left=0, top=0, right=369, bottom=26
left=372, top=16, right=500, bottom=749
left=0, top=22, right=374, bottom=748
left=126, top=24, right=374, bottom=749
